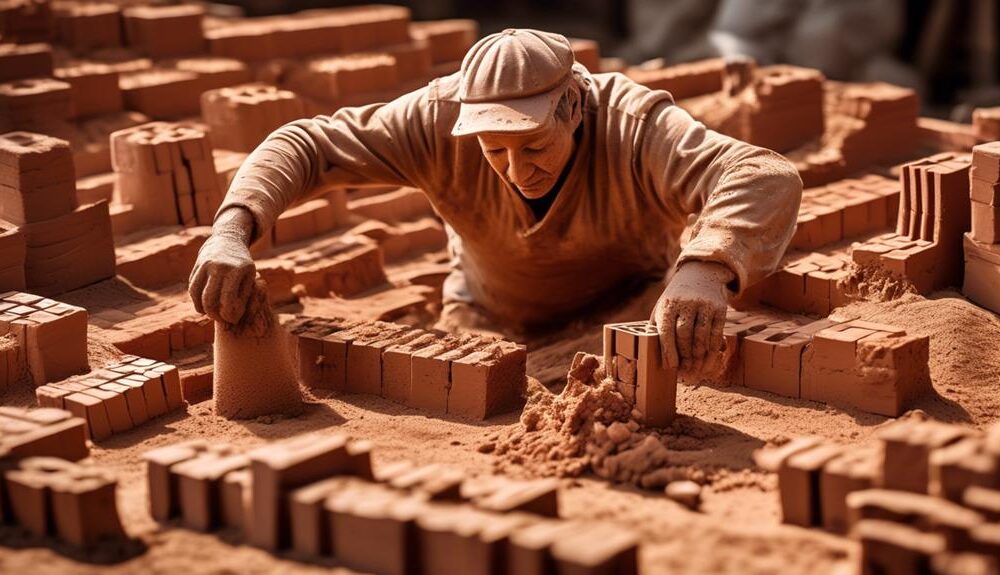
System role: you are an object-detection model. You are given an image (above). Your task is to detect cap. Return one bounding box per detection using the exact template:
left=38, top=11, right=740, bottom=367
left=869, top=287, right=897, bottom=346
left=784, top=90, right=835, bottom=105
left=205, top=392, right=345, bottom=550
left=451, top=29, right=575, bottom=137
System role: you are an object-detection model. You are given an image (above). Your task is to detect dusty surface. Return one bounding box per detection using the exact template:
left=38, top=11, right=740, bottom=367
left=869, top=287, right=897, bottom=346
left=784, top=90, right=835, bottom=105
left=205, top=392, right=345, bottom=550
left=0, top=279, right=998, bottom=575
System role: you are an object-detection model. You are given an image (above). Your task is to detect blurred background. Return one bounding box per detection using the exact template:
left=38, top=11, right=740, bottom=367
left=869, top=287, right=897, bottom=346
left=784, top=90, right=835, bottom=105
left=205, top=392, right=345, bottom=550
left=210, top=0, right=999, bottom=120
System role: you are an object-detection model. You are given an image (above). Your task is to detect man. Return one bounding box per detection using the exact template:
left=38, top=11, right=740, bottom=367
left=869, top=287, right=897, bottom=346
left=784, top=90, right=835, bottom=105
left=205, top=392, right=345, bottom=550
left=189, top=29, right=802, bottom=374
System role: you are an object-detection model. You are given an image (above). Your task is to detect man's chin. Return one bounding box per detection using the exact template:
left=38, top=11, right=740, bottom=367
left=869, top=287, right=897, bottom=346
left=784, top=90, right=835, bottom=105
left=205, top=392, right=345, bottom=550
left=516, top=183, right=553, bottom=200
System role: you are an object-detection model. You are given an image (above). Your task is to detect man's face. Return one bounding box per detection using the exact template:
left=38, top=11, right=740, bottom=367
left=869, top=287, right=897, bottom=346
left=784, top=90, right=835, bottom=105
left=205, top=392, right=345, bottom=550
left=477, top=116, right=576, bottom=200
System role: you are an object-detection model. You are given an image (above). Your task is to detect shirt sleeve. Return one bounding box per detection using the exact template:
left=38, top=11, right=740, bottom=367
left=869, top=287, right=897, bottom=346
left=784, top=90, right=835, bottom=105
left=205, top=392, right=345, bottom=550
left=637, top=101, right=803, bottom=294
left=217, top=85, right=439, bottom=241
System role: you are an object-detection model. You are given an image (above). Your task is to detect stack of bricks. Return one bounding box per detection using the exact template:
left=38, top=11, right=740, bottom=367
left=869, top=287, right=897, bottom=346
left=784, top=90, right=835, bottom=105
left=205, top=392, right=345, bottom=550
left=738, top=66, right=825, bottom=153
left=260, top=233, right=387, bottom=297
left=569, top=38, right=600, bottom=72
left=122, top=5, right=206, bottom=59
left=757, top=418, right=1000, bottom=573
left=53, top=63, right=123, bottom=119
left=270, top=191, right=350, bottom=247
left=0, top=290, right=88, bottom=385
left=835, top=82, right=921, bottom=169
left=114, top=226, right=211, bottom=290
left=0, top=0, right=53, bottom=43
left=200, top=84, right=305, bottom=153
left=289, top=316, right=527, bottom=420
left=0, top=43, right=53, bottom=83
left=145, top=433, right=639, bottom=574
left=118, top=68, right=202, bottom=119
left=852, top=152, right=971, bottom=294
left=723, top=310, right=931, bottom=417
left=53, top=2, right=122, bottom=54
left=0, top=131, right=116, bottom=296
left=757, top=250, right=852, bottom=316
left=110, top=122, right=222, bottom=229
left=35, top=355, right=184, bottom=441
left=625, top=58, right=725, bottom=100
left=286, top=50, right=416, bottom=107
left=602, top=321, right=677, bottom=427
left=0, top=76, right=73, bottom=130
left=4, top=456, right=126, bottom=547
left=973, top=107, right=1000, bottom=141
left=964, top=142, right=1000, bottom=314
left=0, top=406, right=88, bottom=464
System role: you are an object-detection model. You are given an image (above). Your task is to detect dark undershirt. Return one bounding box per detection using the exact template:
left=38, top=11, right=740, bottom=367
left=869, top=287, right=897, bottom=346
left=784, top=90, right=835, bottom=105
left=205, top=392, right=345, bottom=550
left=521, top=123, right=584, bottom=222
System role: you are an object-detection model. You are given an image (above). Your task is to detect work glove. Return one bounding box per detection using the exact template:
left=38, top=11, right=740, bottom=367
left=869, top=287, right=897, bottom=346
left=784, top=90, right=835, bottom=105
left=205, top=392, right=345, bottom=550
left=650, top=261, right=732, bottom=375
left=188, top=207, right=257, bottom=326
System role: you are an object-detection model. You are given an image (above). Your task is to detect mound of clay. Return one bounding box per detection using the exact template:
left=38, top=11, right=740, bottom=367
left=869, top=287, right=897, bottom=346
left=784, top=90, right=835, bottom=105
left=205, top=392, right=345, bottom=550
left=213, top=279, right=302, bottom=419
left=491, top=352, right=706, bottom=489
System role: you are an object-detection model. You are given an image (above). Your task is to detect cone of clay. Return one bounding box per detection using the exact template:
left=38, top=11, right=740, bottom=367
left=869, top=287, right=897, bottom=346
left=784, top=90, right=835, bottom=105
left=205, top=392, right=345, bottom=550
left=213, top=278, right=302, bottom=419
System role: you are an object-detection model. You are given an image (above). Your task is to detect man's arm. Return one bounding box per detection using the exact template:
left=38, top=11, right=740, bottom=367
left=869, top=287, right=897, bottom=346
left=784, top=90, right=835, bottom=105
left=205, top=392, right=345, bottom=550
left=190, top=86, right=440, bottom=324
left=640, top=102, right=803, bottom=373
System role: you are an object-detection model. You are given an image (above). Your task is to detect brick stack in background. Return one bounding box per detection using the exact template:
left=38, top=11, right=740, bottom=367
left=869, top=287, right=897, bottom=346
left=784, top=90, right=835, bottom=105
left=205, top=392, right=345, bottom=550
left=0, top=131, right=116, bottom=295
left=201, top=84, right=305, bottom=153
left=964, top=142, right=1000, bottom=313
left=0, top=290, right=88, bottom=385
left=625, top=58, right=726, bottom=100
left=756, top=418, right=1000, bottom=573
left=835, top=83, right=921, bottom=169
left=739, top=66, right=825, bottom=153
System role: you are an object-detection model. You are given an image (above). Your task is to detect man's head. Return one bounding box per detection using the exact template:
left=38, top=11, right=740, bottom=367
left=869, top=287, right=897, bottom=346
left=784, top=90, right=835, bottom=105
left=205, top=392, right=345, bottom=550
left=452, top=29, right=584, bottom=199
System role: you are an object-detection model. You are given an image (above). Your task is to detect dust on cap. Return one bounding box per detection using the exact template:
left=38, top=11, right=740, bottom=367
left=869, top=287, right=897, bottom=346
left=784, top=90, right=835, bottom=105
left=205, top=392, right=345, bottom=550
left=451, top=29, right=575, bottom=137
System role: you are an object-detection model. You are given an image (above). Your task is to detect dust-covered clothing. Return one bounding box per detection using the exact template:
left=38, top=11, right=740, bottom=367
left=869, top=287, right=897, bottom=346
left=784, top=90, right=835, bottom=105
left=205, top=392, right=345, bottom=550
left=218, top=68, right=803, bottom=327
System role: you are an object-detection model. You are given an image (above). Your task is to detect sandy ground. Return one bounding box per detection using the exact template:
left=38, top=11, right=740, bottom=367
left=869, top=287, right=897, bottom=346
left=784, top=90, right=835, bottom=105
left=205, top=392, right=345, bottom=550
left=0, top=278, right=998, bottom=574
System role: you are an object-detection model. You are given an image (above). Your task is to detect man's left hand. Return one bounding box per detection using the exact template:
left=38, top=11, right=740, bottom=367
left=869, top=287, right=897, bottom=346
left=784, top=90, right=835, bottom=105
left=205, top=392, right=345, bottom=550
left=650, top=261, right=734, bottom=375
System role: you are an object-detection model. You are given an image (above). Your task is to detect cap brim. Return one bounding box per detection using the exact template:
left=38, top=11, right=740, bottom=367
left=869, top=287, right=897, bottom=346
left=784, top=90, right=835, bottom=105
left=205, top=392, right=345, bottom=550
left=451, top=82, right=565, bottom=137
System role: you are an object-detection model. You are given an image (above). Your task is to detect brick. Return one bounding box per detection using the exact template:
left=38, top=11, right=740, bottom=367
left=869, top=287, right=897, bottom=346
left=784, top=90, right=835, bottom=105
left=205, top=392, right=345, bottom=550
left=289, top=475, right=355, bottom=556
left=963, top=487, right=1000, bottom=522
left=847, top=489, right=984, bottom=549
left=48, top=465, right=125, bottom=546
left=971, top=200, right=1000, bottom=244
left=0, top=409, right=87, bottom=463
left=449, top=340, right=527, bottom=420
left=855, top=519, right=944, bottom=575
left=409, top=336, right=473, bottom=413
left=345, top=325, right=417, bottom=395
left=200, top=84, right=305, bottom=153
left=819, top=444, right=881, bottom=533
left=346, top=439, right=375, bottom=481
left=5, top=461, right=65, bottom=535
left=54, top=63, right=122, bottom=119
left=409, top=20, right=478, bottom=65
left=753, top=436, right=824, bottom=472
left=388, top=463, right=465, bottom=502
left=779, top=442, right=844, bottom=527
left=22, top=201, right=116, bottom=296
left=173, top=453, right=249, bottom=532
left=416, top=504, right=532, bottom=575
left=329, top=485, right=423, bottom=575
left=475, top=478, right=559, bottom=518
left=929, top=438, right=999, bottom=502
left=248, top=433, right=351, bottom=550
left=63, top=392, right=112, bottom=441
left=142, top=440, right=206, bottom=522
left=0, top=131, right=77, bottom=225
left=880, top=419, right=973, bottom=494
left=382, top=331, right=438, bottom=404
left=0, top=78, right=73, bottom=128
left=550, top=522, right=640, bottom=575
left=605, top=321, right=676, bottom=426
left=53, top=2, right=122, bottom=53
left=220, top=468, right=249, bottom=529
left=0, top=44, right=53, bottom=83
left=508, top=519, right=582, bottom=575
left=123, top=5, right=206, bottom=58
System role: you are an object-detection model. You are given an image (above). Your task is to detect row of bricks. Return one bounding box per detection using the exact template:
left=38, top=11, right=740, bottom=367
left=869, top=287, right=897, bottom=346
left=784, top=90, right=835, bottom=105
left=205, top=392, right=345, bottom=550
left=0, top=131, right=77, bottom=225
left=0, top=290, right=88, bottom=384
left=971, top=142, right=1000, bottom=244
left=724, top=311, right=930, bottom=417
left=792, top=173, right=900, bottom=250
left=758, top=420, right=1000, bottom=531
left=290, top=316, right=527, bottom=420
left=0, top=0, right=52, bottom=43
left=270, top=233, right=388, bottom=297
left=603, top=321, right=677, bottom=427
left=756, top=249, right=852, bottom=316
left=145, top=435, right=638, bottom=575
left=0, top=43, right=53, bottom=83
left=116, top=59, right=256, bottom=120
left=0, top=406, right=88, bottom=464
left=3, top=456, right=125, bottom=547
left=288, top=48, right=425, bottom=103
left=200, top=83, right=304, bottom=153
left=111, top=121, right=222, bottom=229
left=114, top=226, right=210, bottom=291
left=35, top=355, right=185, bottom=441
left=205, top=5, right=413, bottom=62
left=741, top=66, right=825, bottom=154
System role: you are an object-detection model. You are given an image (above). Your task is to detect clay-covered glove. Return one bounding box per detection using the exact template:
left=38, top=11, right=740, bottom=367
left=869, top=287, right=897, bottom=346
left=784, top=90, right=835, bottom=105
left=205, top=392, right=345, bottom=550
left=650, top=261, right=734, bottom=375
left=188, top=207, right=257, bottom=326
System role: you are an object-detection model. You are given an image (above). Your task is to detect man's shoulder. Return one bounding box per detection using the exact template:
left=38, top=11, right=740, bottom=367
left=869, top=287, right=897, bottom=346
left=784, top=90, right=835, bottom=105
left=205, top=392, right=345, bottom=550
left=427, top=71, right=463, bottom=105
left=588, top=71, right=674, bottom=122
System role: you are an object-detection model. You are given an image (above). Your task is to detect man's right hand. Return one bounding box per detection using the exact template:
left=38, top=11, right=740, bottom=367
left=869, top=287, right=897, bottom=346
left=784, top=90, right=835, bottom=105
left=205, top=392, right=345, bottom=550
left=188, top=207, right=257, bottom=325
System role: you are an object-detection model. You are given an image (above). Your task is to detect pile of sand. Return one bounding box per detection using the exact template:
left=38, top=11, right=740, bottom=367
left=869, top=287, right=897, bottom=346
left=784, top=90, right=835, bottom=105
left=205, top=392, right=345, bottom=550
left=839, top=262, right=917, bottom=302
left=491, top=353, right=708, bottom=489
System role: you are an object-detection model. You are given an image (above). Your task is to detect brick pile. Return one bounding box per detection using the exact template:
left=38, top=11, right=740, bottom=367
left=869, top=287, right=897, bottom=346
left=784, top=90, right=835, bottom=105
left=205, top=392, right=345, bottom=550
left=53, top=62, right=123, bottom=119
left=0, top=290, right=88, bottom=385
left=122, top=5, right=206, bottom=59
left=756, top=418, right=1000, bottom=573
left=758, top=250, right=852, bottom=316
left=724, top=310, right=930, bottom=417
left=4, top=456, right=125, bottom=546
left=35, top=355, right=185, bottom=441
left=0, top=43, right=53, bottom=83
left=0, top=76, right=73, bottom=129
left=53, top=2, right=122, bottom=54
left=200, top=84, right=305, bottom=153
left=852, top=152, right=970, bottom=294
left=739, top=65, right=825, bottom=153
left=270, top=191, right=350, bottom=247
left=289, top=316, right=526, bottom=420
left=409, top=19, right=479, bottom=66
left=0, top=0, right=53, bottom=43
left=265, top=234, right=387, bottom=297
left=144, top=434, right=639, bottom=574
left=114, top=226, right=211, bottom=290
left=790, top=174, right=899, bottom=251
left=110, top=121, right=222, bottom=229
left=602, top=321, right=676, bottom=427
left=964, top=141, right=1000, bottom=314
left=0, top=406, right=88, bottom=464
left=118, top=68, right=202, bottom=119
left=835, top=82, right=921, bottom=169
left=0, top=131, right=116, bottom=295
left=625, top=58, right=725, bottom=100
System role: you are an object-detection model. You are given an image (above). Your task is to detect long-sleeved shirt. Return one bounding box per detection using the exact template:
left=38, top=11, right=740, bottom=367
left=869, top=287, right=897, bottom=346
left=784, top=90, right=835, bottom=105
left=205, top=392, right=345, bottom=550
left=218, top=67, right=803, bottom=328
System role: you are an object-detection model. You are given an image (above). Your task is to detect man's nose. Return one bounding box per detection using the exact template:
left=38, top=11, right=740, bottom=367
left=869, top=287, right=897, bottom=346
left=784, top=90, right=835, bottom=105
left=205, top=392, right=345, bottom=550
left=506, top=151, right=530, bottom=184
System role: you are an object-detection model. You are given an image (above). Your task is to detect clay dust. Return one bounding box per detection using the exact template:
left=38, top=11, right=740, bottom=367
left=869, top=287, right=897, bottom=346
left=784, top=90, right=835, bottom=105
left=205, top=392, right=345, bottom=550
left=213, top=279, right=303, bottom=420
